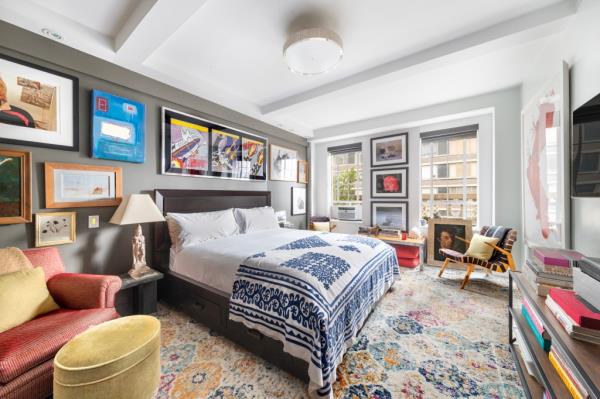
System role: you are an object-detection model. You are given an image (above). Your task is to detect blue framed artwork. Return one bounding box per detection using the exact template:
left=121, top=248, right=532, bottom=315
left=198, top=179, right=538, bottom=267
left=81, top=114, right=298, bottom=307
left=91, top=89, right=145, bottom=163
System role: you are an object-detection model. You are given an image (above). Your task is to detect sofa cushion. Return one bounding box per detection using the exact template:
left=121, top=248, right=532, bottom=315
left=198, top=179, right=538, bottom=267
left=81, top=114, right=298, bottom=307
left=0, top=308, right=118, bottom=384
left=0, top=247, right=33, bottom=276
left=0, top=267, right=60, bottom=333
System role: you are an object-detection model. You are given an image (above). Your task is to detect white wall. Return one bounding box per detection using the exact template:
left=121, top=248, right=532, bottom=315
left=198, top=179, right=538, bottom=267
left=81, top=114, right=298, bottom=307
left=521, top=0, right=600, bottom=257
left=310, top=87, right=523, bottom=262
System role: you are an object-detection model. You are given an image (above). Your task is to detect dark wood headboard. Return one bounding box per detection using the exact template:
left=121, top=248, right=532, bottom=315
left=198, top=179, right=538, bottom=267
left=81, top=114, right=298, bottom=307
left=153, top=189, right=271, bottom=271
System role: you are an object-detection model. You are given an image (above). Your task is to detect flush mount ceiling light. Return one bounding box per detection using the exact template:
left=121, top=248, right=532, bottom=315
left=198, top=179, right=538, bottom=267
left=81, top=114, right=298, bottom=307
left=284, top=28, right=343, bottom=75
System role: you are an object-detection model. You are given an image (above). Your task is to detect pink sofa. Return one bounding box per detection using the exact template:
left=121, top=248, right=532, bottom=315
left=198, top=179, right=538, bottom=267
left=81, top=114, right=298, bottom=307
left=0, top=247, right=122, bottom=399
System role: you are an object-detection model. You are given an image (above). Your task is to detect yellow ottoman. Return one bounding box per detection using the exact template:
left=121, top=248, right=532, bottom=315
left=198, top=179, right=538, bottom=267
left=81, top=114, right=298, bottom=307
left=53, top=315, right=161, bottom=399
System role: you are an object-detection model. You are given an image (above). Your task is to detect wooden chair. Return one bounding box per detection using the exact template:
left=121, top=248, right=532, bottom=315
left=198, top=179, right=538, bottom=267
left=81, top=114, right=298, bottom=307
left=309, top=216, right=337, bottom=232
left=437, top=226, right=518, bottom=289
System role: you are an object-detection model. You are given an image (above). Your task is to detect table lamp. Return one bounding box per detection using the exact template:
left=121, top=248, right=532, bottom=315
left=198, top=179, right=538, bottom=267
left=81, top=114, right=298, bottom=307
left=109, top=194, right=165, bottom=279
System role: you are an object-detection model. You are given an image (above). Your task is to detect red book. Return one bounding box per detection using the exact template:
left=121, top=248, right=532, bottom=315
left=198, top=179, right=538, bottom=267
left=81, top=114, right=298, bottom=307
left=549, top=288, right=600, bottom=330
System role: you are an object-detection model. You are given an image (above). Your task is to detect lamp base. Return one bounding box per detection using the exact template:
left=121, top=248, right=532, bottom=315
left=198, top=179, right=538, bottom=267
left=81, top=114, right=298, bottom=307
left=128, top=264, right=154, bottom=279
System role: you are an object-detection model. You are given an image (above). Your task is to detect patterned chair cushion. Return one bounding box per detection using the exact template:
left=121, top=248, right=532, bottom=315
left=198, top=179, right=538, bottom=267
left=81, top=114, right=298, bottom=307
left=0, top=308, right=118, bottom=384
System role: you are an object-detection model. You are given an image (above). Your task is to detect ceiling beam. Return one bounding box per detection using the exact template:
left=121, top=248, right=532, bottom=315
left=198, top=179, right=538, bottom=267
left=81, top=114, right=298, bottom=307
left=261, top=0, right=578, bottom=116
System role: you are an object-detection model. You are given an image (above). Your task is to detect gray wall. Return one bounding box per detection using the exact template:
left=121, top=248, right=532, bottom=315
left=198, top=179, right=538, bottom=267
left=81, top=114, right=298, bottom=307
left=0, top=22, right=307, bottom=274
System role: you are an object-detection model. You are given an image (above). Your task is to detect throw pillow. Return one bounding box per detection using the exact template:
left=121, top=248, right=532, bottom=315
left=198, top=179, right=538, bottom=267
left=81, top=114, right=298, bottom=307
left=0, top=247, right=33, bottom=275
left=311, top=222, right=331, bottom=232
left=465, top=234, right=500, bottom=261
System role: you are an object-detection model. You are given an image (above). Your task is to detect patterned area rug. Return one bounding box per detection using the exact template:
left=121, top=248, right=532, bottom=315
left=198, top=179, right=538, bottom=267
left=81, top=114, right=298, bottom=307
left=154, top=267, right=523, bottom=398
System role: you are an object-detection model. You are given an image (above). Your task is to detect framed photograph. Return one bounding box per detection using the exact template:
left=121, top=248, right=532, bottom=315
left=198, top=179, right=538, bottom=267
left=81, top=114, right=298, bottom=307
left=371, top=132, right=408, bottom=167
left=91, top=89, right=145, bottom=163
left=270, top=144, right=298, bottom=182
left=0, top=149, right=31, bottom=224
left=161, top=107, right=266, bottom=180
left=298, top=160, right=308, bottom=184
left=292, top=187, right=306, bottom=215
left=371, top=202, right=408, bottom=231
left=44, top=162, right=122, bottom=208
left=0, top=53, right=78, bottom=151
left=371, top=167, right=408, bottom=198
left=426, top=218, right=473, bottom=266
left=521, top=61, right=570, bottom=248
left=35, top=212, right=76, bottom=247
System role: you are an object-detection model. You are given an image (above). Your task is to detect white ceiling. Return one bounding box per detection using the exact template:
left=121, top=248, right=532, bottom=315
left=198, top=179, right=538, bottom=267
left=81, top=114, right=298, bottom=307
left=0, top=0, right=579, bottom=138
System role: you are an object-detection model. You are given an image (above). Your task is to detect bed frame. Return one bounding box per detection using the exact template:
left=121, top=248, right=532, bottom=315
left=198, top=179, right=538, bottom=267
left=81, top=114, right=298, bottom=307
left=153, top=189, right=309, bottom=382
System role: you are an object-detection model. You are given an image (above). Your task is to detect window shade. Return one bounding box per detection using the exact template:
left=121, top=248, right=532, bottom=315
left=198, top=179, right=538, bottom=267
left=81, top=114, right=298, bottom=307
left=327, top=142, right=362, bottom=154
left=420, top=124, right=478, bottom=141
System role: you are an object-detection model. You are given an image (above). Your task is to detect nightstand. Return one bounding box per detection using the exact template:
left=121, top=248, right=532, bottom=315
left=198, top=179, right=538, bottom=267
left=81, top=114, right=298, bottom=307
left=118, top=269, right=163, bottom=315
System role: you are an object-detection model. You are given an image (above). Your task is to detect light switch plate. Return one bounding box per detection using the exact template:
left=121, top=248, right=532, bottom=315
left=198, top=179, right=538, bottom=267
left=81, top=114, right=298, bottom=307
left=88, top=215, right=100, bottom=229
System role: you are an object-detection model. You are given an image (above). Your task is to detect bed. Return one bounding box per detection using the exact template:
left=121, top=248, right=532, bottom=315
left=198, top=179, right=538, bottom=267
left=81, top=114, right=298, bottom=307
left=153, top=189, right=399, bottom=398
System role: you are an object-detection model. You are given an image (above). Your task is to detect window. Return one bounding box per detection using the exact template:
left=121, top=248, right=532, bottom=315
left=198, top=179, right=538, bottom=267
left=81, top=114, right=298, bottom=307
left=329, top=145, right=363, bottom=205
left=420, top=129, right=478, bottom=224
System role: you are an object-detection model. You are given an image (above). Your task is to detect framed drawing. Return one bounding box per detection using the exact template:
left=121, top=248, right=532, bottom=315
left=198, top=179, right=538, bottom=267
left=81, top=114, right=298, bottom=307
left=270, top=144, right=297, bottom=182
left=521, top=61, right=570, bottom=248
left=292, top=187, right=306, bottom=215
left=0, top=149, right=31, bottom=224
left=371, top=167, right=407, bottom=198
left=371, top=132, right=408, bottom=167
left=371, top=202, right=408, bottom=231
left=44, top=162, right=122, bottom=208
left=298, top=160, right=308, bottom=184
left=426, top=218, right=473, bottom=267
left=0, top=53, right=78, bottom=151
left=35, top=212, right=76, bottom=247
left=161, top=107, right=266, bottom=180
left=91, top=89, right=145, bottom=163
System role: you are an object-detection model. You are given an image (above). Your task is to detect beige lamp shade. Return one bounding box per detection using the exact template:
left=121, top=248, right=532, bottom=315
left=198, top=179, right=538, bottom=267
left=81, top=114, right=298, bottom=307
left=109, top=194, right=165, bottom=225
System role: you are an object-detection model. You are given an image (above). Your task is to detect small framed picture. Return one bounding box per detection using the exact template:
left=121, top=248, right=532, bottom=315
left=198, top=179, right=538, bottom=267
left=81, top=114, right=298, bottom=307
left=292, top=187, right=306, bottom=215
left=426, top=218, right=473, bottom=266
left=0, top=53, right=79, bottom=151
left=0, top=149, right=32, bottom=224
left=371, top=132, right=408, bottom=167
left=298, top=160, right=308, bottom=184
left=371, top=167, right=408, bottom=199
left=44, top=162, right=123, bottom=208
left=371, top=202, right=408, bottom=231
left=35, top=212, right=76, bottom=247
left=270, top=144, right=298, bottom=182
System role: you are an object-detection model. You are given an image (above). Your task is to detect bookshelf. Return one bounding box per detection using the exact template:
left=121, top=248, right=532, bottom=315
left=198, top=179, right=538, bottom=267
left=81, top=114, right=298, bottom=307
left=509, top=271, right=600, bottom=399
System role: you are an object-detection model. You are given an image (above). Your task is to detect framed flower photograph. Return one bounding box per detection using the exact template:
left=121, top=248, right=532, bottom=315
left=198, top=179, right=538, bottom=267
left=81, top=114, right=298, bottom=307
left=298, top=160, right=308, bottom=184
left=35, top=211, right=76, bottom=247
left=270, top=144, right=297, bottom=182
left=0, top=149, right=31, bottom=224
left=292, top=187, right=306, bottom=215
left=371, top=201, right=408, bottom=231
left=44, top=162, right=122, bottom=208
left=0, top=54, right=78, bottom=151
left=371, top=167, right=408, bottom=199
left=371, top=132, right=408, bottom=167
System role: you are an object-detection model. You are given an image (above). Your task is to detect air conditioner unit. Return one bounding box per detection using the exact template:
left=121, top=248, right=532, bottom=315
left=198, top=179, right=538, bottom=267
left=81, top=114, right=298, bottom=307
left=331, top=205, right=362, bottom=221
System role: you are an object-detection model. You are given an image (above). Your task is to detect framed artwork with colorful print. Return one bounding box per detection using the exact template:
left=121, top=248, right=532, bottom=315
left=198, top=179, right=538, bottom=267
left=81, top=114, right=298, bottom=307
left=371, top=132, right=408, bottom=167
left=371, top=167, right=407, bottom=199
left=0, top=53, right=79, bottom=151
left=91, top=89, right=145, bottom=163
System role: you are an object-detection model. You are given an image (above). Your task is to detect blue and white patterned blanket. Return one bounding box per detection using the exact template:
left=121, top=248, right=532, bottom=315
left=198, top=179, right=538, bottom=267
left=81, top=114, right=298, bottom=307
left=228, top=232, right=399, bottom=398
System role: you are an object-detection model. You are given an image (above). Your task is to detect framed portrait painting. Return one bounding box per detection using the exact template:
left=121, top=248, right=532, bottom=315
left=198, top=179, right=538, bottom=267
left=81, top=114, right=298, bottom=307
left=426, top=218, right=473, bottom=266
left=371, top=132, right=408, bottom=167
left=44, top=162, right=122, bottom=208
left=0, top=54, right=78, bottom=151
left=91, top=89, right=145, bottom=163
left=35, top=212, right=76, bottom=247
left=298, top=160, right=308, bottom=184
left=270, top=144, right=298, bottom=182
left=292, top=187, right=306, bottom=215
left=0, top=149, right=31, bottom=224
left=371, top=202, right=408, bottom=231
left=371, top=167, right=407, bottom=199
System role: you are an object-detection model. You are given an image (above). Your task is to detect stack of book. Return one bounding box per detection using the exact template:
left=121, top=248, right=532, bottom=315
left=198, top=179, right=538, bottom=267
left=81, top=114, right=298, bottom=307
left=521, top=297, right=552, bottom=352
left=574, top=257, right=600, bottom=311
left=548, top=345, right=589, bottom=399
left=523, top=247, right=584, bottom=296
left=545, top=287, right=600, bottom=345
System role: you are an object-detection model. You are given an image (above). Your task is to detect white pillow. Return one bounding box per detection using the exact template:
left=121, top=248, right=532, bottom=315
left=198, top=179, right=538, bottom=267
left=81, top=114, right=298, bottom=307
left=166, top=209, right=239, bottom=250
left=234, top=207, right=280, bottom=233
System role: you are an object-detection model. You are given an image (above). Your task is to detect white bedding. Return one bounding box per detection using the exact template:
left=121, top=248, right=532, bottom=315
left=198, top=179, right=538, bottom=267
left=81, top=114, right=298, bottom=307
left=170, top=228, right=316, bottom=293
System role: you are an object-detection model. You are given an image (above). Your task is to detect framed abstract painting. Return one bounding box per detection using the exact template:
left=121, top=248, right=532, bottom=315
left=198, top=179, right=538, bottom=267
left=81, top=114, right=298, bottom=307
left=521, top=61, right=570, bottom=248
left=0, top=149, right=31, bottom=224
left=0, top=54, right=78, bottom=151
left=35, top=212, right=76, bottom=247
left=270, top=144, right=297, bottom=182
left=371, top=201, right=408, bottom=231
left=371, top=132, right=408, bottom=167
left=371, top=167, right=408, bottom=199
left=91, top=89, right=145, bottom=163
left=44, top=162, right=122, bottom=208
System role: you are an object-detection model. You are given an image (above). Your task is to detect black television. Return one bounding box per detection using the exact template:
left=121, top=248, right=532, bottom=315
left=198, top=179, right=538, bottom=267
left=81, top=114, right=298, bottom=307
left=572, top=92, right=600, bottom=197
